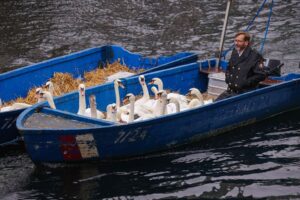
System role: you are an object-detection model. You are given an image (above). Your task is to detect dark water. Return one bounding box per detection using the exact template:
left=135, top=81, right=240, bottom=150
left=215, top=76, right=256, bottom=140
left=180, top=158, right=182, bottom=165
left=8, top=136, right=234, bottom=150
left=0, top=0, right=300, bottom=199
left=1, top=110, right=300, bottom=199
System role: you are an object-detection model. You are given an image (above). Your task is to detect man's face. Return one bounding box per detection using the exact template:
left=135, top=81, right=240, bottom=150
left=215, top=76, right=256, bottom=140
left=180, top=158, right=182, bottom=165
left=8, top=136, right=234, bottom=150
left=234, top=34, right=249, bottom=52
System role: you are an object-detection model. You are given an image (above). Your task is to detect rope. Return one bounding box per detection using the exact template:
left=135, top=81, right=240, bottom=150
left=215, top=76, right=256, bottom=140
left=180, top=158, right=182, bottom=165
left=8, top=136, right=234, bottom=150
left=222, top=0, right=272, bottom=58
left=259, top=0, right=274, bottom=54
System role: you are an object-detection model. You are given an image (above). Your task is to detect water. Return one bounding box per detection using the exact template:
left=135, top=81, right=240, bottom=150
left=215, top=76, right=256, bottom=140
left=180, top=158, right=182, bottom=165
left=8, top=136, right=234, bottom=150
left=0, top=0, right=300, bottom=199
left=1, top=110, right=300, bottom=199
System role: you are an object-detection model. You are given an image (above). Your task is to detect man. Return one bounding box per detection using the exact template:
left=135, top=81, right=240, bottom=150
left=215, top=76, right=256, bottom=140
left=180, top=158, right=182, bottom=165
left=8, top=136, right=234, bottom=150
left=216, top=32, right=266, bottom=100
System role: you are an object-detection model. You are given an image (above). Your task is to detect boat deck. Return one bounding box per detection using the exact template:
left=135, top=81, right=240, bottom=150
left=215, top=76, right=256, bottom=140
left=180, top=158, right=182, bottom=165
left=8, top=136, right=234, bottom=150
left=24, top=113, right=100, bottom=129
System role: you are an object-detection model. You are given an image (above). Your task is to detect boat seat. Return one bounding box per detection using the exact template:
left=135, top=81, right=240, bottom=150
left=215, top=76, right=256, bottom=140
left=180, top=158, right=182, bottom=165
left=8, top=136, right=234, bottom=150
left=259, top=59, right=284, bottom=86
left=263, top=58, right=283, bottom=76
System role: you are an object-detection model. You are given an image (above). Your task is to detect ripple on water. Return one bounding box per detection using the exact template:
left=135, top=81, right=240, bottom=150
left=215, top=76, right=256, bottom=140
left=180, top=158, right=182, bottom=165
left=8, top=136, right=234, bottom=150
left=0, top=151, right=34, bottom=198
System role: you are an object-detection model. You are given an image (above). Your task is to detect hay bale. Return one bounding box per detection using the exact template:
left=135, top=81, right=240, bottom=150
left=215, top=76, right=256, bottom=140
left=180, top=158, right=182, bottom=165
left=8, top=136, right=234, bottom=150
left=1, top=61, right=142, bottom=108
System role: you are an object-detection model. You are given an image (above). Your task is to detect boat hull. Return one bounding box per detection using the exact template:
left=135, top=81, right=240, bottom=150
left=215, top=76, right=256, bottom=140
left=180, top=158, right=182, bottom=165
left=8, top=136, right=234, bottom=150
left=0, top=45, right=197, bottom=145
left=17, top=60, right=300, bottom=163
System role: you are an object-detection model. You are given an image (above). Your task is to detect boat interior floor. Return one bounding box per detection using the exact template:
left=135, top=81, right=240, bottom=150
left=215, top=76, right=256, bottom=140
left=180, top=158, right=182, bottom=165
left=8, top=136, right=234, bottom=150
left=23, top=112, right=102, bottom=129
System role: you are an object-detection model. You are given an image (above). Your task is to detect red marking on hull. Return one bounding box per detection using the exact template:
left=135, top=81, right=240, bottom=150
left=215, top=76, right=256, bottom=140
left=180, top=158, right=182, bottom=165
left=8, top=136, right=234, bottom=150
left=59, top=135, right=82, bottom=161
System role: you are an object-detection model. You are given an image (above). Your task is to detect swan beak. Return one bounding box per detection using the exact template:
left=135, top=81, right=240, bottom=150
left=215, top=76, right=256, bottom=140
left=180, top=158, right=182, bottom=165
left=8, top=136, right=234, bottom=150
left=35, top=90, right=41, bottom=99
left=148, top=80, right=154, bottom=85
left=119, top=82, right=125, bottom=89
left=186, top=90, right=192, bottom=97
left=123, top=96, right=129, bottom=104
left=112, top=105, right=117, bottom=113
left=157, top=92, right=162, bottom=99
left=39, top=92, right=45, bottom=98
left=80, top=88, right=85, bottom=96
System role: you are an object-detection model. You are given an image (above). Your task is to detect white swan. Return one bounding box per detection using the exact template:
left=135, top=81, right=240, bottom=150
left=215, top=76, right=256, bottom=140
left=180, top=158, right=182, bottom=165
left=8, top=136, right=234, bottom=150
left=149, top=77, right=189, bottom=110
left=114, top=79, right=125, bottom=109
left=106, top=103, right=117, bottom=122
left=0, top=84, right=53, bottom=113
left=151, top=86, right=159, bottom=99
left=39, top=90, right=56, bottom=109
left=0, top=87, right=45, bottom=112
left=167, top=97, right=180, bottom=113
left=135, top=75, right=149, bottom=104
left=188, top=88, right=213, bottom=108
left=0, top=102, right=32, bottom=112
left=123, top=93, right=156, bottom=123
left=88, top=94, right=105, bottom=119
left=116, top=107, right=130, bottom=123
left=77, top=84, right=104, bottom=119
left=186, top=88, right=204, bottom=108
left=35, top=87, right=44, bottom=103
left=158, top=90, right=178, bottom=115
left=77, top=84, right=87, bottom=115
left=134, top=75, right=156, bottom=115
left=113, top=79, right=133, bottom=123
left=148, top=90, right=168, bottom=116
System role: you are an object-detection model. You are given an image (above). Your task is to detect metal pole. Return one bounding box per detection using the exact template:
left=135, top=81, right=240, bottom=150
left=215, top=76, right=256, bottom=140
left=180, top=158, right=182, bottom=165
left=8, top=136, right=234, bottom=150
left=216, top=0, right=232, bottom=70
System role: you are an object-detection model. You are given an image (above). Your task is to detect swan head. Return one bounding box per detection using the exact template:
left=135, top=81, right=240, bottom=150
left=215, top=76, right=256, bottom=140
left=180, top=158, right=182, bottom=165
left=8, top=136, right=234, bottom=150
left=187, top=88, right=202, bottom=98
left=45, top=81, right=53, bottom=88
left=114, top=79, right=125, bottom=89
left=78, top=84, right=86, bottom=96
left=167, top=97, right=179, bottom=104
left=111, top=103, right=117, bottom=113
left=39, top=90, right=56, bottom=109
left=156, top=90, right=163, bottom=98
left=190, top=88, right=201, bottom=94
left=139, top=75, right=146, bottom=85
left=156, top=90, right=167, bottom=101
left=107, top=103, right=117, bottom=114
left=89, top=95, right=96, bottom=106
left=149, top=77, right=162, bottom=86
left=123, top=93, right=135, bottom=104
left=39, top=90, right=49, bottom=98
left=35, top=87, right=42, bottom=98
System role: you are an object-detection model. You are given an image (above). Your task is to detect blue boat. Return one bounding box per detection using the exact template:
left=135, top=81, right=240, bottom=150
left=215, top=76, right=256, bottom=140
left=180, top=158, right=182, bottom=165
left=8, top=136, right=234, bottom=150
left=0, top=45, right=197, bottom=146
left=16, top=59, right=300, bottom=164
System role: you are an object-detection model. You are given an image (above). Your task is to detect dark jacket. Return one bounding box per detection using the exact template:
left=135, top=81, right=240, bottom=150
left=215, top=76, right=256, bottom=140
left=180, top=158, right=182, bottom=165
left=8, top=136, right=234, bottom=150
left=225, top=46, right=266, bottom=93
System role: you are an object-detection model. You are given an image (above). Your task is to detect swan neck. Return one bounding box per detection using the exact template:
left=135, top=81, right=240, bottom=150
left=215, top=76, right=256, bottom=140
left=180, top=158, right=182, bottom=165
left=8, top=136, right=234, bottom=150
left=141, top=83, right=150, bottom=99
left=114, top=84, right=121, bottom=108
left=157, top=80, right=163, bottom=91
left=90, top=101, right=97, bottom=118
left=49, top=86, right=54, bottom=96
left=78, top=92, right=86, bottom=115
left=129, top=100, right=134, bottom=122
left=111, top=112, right=117, bottom=122
left=46, top=95, right=56, bottom=109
